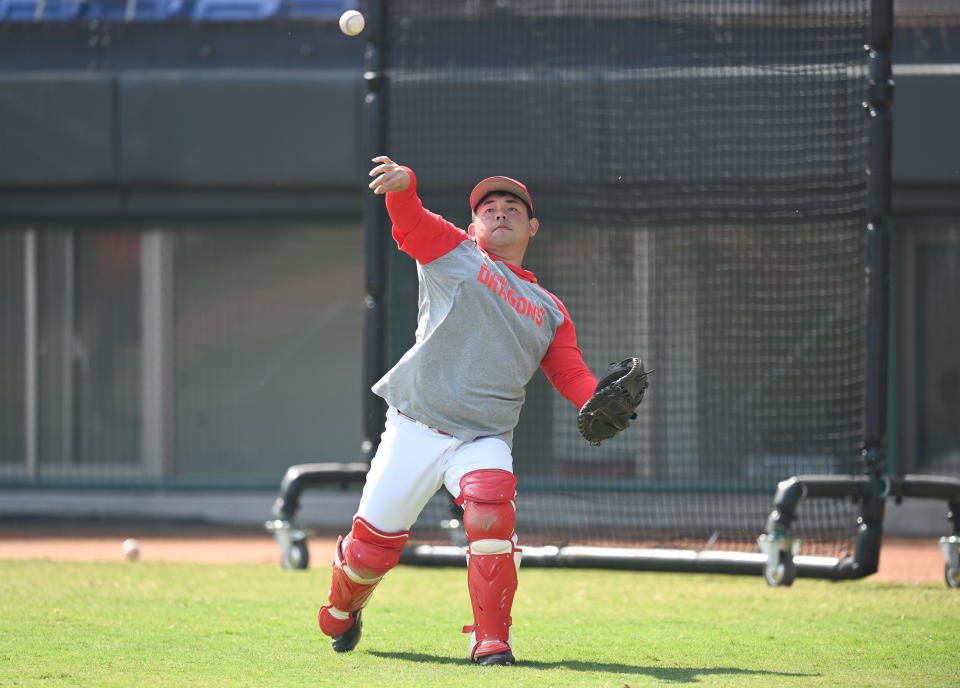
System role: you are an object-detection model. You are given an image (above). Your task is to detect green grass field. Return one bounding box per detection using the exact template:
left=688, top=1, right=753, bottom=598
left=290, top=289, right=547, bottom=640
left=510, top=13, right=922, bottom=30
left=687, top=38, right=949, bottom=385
left=1, top=559, right=957, bottom=687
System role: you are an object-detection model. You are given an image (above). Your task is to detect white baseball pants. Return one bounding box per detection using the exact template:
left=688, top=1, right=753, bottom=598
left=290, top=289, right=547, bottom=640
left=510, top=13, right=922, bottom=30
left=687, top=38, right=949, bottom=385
left=356, top=407, right=514, bottom=533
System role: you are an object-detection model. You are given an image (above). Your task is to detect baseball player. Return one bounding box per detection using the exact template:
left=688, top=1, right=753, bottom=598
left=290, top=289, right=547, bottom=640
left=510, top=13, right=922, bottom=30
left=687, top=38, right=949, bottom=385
left=317, top=155, right=648, bottom=666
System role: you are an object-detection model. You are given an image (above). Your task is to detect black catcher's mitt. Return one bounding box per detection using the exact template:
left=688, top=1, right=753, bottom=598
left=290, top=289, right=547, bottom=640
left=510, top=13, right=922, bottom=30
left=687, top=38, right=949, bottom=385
left=577, top=358, right=651, bottom=446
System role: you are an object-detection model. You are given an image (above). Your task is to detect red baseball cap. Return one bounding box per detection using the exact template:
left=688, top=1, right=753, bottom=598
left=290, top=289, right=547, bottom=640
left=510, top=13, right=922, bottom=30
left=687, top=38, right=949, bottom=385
left=469, top=176, right=533, bottom=214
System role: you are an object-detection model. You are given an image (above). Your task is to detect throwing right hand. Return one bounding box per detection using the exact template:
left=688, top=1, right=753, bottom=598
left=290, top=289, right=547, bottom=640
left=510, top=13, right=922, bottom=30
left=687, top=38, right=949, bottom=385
left=368, top=155, right=411, bottom=195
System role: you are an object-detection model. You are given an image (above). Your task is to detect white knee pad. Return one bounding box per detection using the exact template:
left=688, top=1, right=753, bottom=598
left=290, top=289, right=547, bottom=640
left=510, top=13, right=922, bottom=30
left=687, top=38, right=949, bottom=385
left=466, top=536, right=521, bottom=570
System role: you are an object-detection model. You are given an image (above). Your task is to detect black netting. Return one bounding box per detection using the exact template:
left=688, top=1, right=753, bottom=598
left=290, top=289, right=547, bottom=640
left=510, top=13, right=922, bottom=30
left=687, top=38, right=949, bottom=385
left=386, top=1, right=870, bottom=558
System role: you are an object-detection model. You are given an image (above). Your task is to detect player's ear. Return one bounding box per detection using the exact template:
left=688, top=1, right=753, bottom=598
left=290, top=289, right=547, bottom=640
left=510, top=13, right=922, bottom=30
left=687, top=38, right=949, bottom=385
left=528, top=218, right=540, bottom=238
left=467, top=222, right=476, bottom=239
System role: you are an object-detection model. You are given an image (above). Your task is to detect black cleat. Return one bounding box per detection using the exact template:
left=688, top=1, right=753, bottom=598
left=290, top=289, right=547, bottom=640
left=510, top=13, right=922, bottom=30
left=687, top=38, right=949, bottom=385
left=331, top=610, right=362, bottom=653
left=475, top=650, right=515, bottom=666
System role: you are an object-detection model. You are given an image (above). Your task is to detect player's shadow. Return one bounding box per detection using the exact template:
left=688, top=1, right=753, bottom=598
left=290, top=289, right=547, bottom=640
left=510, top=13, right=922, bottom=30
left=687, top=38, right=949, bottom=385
left=366, top=651, right=816, bottom=682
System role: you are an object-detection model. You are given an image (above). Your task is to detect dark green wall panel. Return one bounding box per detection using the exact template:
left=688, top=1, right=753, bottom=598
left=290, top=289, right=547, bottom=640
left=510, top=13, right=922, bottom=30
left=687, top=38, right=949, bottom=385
left=118, top=70, right=361, bottom=185
left=0, top=74, right=115, bottom=184
left=891, top=70, right=960, bottom=184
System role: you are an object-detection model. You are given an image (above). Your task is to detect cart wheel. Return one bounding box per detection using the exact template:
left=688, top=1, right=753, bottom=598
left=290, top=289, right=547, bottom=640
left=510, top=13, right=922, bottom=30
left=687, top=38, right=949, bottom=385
left=945, top=563, right=960, bottom=589
left=288, top=539, right=310, bottom=570
left=764, top=550, right=796, bottom=587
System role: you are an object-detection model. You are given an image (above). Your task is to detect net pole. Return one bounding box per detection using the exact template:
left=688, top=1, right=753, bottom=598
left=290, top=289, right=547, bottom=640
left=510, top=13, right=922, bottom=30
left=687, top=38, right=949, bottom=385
left=361, top=0, right=389, bottom=462
left=862, top=0, right=895, bottom=476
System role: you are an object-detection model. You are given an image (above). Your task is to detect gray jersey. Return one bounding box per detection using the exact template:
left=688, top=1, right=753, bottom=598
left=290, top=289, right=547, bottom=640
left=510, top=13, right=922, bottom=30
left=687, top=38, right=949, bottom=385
left=373, top=240, right=566, bottom=445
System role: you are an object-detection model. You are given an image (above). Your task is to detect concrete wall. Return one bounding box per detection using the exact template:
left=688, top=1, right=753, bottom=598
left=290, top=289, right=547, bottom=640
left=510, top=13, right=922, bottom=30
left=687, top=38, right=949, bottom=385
left=0, top=20, right=366, bottom=216
left=1, top=22, right=958, bottom=213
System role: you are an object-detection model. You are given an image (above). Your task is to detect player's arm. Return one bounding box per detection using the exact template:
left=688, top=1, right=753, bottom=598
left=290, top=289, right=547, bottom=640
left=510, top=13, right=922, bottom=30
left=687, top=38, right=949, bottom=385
left=540, top=298, right=597, bottom=408
left=368, top=155, right=467, bottom=263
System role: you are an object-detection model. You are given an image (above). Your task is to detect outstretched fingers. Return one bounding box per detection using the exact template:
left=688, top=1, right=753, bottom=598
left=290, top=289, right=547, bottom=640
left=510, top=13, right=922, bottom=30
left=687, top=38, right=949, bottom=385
left=368, top=156, right=411, bottom=194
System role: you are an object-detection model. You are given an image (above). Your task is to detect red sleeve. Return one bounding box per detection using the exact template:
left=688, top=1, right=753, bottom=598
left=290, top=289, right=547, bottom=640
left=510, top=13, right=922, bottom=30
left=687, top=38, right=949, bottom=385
left=384, top=167, right=470, bottom=264
left=540, top=295, right=598, bottom=408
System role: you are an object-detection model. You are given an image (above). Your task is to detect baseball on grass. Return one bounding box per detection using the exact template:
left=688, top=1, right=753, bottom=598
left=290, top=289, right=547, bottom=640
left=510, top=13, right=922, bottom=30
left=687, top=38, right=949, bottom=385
left=121, top=538, right=140, bottom=561
left=339, top=10, right=365, bottom=36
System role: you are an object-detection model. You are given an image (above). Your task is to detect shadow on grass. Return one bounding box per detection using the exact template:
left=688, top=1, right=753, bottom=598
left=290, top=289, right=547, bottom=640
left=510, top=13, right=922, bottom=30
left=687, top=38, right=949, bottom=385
left=366, top=651, right=816, bottom=682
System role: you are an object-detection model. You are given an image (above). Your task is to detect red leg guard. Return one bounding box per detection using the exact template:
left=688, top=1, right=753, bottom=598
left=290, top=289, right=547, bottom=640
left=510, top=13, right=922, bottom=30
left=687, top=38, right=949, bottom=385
left=457, top=470, right=520, bottom=660
left=318, top=517, right=409, bottom=637
left=466, top=546, right=518, bottom=659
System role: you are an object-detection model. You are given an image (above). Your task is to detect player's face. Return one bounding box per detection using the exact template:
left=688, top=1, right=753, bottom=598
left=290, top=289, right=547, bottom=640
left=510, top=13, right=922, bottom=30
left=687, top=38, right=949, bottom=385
left=469, top=193, right=539, bottom=265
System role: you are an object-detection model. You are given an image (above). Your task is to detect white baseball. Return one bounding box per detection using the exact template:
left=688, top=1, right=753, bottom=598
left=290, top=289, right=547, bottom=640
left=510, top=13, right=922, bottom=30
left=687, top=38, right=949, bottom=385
left=121, top=538, right=140, bottom=561
left=339, top=10, right=365, bottom=36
